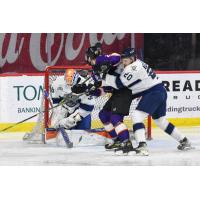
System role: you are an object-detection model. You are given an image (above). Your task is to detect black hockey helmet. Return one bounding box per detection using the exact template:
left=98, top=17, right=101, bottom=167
left=85, top=42, right=102, bottom=64
left=121, top=47, right=136, bottom=59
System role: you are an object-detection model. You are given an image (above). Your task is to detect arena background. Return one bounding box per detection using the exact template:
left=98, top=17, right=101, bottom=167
left=0, top=33, right=199, bottom=131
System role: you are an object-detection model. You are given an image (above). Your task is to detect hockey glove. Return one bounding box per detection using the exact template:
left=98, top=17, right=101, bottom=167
left=58, top=112, right=82, bottom=129
left=88, top=81, right=102, bottom=90
left=71, top=84, right=87, bottom=94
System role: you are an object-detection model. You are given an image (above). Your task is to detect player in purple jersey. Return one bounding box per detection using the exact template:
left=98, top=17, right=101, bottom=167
left=85, top=43, right=120, bottom=74
left=85, top=44, right=134, bottom=152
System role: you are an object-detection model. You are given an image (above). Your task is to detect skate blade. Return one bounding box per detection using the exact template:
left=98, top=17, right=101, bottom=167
left=178, top=146, right=195, bottom=151
left=115, top=150, right=136, bottom=156
left=106, top=148, right=118, bottom=151
left=24, top=140, right=44, bottom=144
left=136, top=151, right=149, bottom=156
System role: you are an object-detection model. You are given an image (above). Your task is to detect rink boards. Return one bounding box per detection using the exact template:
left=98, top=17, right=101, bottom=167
left=0, top=70, right=200, bottom=132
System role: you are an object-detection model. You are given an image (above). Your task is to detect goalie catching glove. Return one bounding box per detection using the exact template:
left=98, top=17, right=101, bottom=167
left=54, top=110, right=82, bottom=129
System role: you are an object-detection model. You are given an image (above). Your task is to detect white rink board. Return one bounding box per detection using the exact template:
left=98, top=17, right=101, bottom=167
left=158, top=73, right=200, bottom=118
left=0, top=74, right=44, bottom=123
left=0, top=72, right=200, bottom=123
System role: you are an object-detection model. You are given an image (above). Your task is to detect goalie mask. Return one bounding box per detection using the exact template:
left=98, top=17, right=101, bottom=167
left=64, top=69, right=80, bottom=86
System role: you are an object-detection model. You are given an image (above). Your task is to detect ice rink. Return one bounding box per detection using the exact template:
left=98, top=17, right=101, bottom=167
left=0, top=127, right=200, bottom=166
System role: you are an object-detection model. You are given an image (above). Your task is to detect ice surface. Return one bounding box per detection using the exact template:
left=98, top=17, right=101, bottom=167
left=0, top=127, right=200, bottom=166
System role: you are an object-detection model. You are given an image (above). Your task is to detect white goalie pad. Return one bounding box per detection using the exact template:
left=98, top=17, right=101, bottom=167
left=23, top=132, right=44, bottom=144
left=46, top=129, right=112, bottom=147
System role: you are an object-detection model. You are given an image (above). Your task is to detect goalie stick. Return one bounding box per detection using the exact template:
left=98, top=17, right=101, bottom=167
left=0, top=76, right=92, bottom=133
left=58, top=127, right=73, bottom=148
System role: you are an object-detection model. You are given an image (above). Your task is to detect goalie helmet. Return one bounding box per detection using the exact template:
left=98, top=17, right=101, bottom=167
left=64, top=69, right=80, bottom=86
left=85, top=42, right=102, bottom=65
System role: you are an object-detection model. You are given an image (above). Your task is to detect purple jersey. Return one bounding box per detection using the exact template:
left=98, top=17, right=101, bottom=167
left=95, top=53, right=121, bottom=67
left=90, top=53, right=121, bottom=96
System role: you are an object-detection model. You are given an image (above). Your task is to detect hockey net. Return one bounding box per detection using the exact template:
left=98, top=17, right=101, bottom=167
left=26, top=66, right=152, bottom=143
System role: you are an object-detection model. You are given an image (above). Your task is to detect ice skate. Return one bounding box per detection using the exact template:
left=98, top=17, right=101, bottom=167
left=177, top=137, right=193, bottom=151
left=115, top=140, right=135, bottom=155
left=135, top=142, right=149, bottom=156
left=105, top=138, right=121, bottom=151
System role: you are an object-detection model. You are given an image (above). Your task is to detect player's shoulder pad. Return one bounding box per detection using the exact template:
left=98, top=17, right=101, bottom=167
left=126, top=59, right=143, bottom=71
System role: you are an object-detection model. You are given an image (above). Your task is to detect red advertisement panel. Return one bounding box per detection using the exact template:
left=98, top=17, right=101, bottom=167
left=0, top=33, right=143, bottom=73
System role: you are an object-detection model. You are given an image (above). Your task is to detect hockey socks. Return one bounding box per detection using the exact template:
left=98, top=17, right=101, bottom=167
left=99, top=110, right=118, bottom=139
left=165, top=123, right=184, bottom=141
left=133, top=123, right=146, bottom=143
left=111, top=114, right=129, bottom=142
left=115, top=123, right=129, bottom=142
left=104, top=123, right=118, bottom=139
left=154, top=117, right=185, bottom=142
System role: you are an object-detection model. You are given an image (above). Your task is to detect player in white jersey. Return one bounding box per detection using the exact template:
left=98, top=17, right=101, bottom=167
left=23, top=69, right=95, bottom=143
left=104, top=48, right=192, bottom=155
left=51, top=69, right=95, bottom=130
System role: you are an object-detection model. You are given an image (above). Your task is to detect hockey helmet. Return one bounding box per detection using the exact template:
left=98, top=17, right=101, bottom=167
left=121, top=47, right=136, bottom=59
left=85, top=42, right=102, bottom=65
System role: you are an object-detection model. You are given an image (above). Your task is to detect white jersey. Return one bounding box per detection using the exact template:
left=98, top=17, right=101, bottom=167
left=105, top=59, right=162, bottom=95
left=51, top=75, right=95, bottom=123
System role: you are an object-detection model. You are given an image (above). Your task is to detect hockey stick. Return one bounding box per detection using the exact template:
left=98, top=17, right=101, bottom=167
left=58, top=127, right=73, bottom=148
left=0, top=104, right=63, bottom=133
left=0, top=76, right=92, bottom=133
